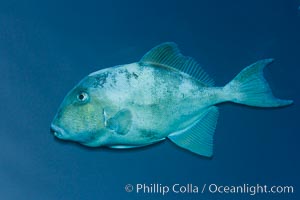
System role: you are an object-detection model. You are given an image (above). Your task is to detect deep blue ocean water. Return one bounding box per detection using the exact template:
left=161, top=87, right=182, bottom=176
left=1, top=0, right=299, bottom=199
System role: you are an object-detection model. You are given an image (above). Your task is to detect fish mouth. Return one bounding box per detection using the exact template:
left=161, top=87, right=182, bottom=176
left=50, top=124, right=66, bottom=139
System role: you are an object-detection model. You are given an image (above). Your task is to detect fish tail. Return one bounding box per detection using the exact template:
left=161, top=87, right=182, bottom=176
left=223, top=59, right=293, bottom=107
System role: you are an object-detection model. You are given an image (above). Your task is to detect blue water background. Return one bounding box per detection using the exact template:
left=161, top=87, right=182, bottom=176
left=0, top=0, right=299, bottom=199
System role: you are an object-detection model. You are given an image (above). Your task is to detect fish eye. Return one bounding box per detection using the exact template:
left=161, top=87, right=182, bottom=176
left=77, top=92, right=89, bottom=102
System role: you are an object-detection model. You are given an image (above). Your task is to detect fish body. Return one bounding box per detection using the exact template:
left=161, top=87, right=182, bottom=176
left=51, top=43, right=293, bottom=156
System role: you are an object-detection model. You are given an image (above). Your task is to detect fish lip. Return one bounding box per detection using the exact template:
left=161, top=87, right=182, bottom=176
left=50, top=124, right=66, bottom=139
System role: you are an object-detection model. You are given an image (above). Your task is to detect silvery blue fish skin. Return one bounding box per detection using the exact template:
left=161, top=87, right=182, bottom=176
left=50, top=43, right=293, bottom=157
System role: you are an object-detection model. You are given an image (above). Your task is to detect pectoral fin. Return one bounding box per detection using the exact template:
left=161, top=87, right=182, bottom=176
left=106, top=109, right=132, bottom=135
left=168, top=106, right=219, bottom=157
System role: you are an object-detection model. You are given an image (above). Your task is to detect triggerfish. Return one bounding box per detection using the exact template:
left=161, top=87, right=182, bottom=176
left=50, top=43, right=293, bottom=157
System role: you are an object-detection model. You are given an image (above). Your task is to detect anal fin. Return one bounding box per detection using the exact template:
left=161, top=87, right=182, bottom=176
left=168, top=106, right=219, bottom=157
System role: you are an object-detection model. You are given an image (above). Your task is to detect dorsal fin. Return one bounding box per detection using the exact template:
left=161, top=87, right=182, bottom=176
left=140, top=42, right=214, bottom=86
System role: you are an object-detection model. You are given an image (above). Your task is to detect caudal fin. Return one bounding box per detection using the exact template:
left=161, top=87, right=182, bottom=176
left=223, top=59, right=293, bottom=107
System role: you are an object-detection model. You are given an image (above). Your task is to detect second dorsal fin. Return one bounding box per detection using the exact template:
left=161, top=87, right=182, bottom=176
left=140, top=42, right=214, bottom=86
